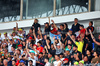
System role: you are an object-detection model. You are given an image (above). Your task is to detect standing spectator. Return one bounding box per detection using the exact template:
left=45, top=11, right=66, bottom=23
left=71, top=18, right=80, bottom=33
left=91, top=51, right=100, bottom=63
left=31, top=19, right=41, bottom=35
left=63, top=23, right=69, bottom=33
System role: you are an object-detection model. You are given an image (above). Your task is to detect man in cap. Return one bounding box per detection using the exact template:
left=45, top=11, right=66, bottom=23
left=18, top=60, right=26, bottom=66
left=27, top=49, right=37, bottom=66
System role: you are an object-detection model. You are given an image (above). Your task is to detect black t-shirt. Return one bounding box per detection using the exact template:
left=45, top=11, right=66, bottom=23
left=71, top=23, right=80, bottom=33
left=48, top=48, right=56, bottom=57
left=32, top=23, right=40, bottom=33
left=45, top=26, right=51, bottom=34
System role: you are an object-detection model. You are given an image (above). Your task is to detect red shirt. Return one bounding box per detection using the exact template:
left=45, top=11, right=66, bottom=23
left=80, top=28, right=86, bottom=34
left=37, top=46, right=44, bottom=53
left=50, top=28, right=58, bottom=35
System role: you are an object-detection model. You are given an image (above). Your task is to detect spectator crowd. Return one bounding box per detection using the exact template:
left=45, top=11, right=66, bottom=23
left=0, top=17, right=100, bottom=66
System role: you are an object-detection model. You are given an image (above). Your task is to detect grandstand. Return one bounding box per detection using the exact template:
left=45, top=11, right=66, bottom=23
left=0, top=0, right=100, bottom=66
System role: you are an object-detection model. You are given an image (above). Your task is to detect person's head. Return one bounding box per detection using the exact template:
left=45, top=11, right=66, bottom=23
left=83, top=56, right=88, bottom=62
left=13, top=27, right=16, bottom=31
left=55, top=54, right=60, bottom=60
left=29, top=50, right=35, bottom=56
left=12, top=60, right=16, bottom=65
left=44, top=22, right=49, bottom=27
left=43, top=49, right=46, bottom=54
left=68, top=40, right=72, bottom=44
left=86, top=50, right=91, bottom=55
left=37, top=41, right=42, bottom=47
left=73, top=45, right=77, bottom=51
left=4, top=32, right=7, bottom=37
left=17, top=49, right=21, bottom=55
left=93, top=51, right=98, bottom=57
left=29, top=60, right=33, bottom=65
left=20, top=60, right=25, bottom=65
left=65, top=48, right=70, bottom=54
left=74, top=61, right=79, bottom=66
left=34, top=19, right=38, bottom=23
left=74, top=18, right=78, bottom=23
left=89, top=21, right=93, bottom=26
left=4, top=48, right=8, bottom=53
left=80, top=33, right=85, bottom=40
left=28, top=37, right=32, bottom=42
left=69, top=29, right=73, bottom=34
left=44, top=57, right=49, bottom=63
left=60, top=53, right=63, bottom=58
left=68, top=44, right=72, bottom=50
left=43, top=34, right=47, bottom=40
left=12, top=32, right=16, bottom=36
left=18, top=28, right=23, bottom=34
left=64, top=23, right=68, bottom=29
left=29, top=29, right=33, bottom=33
left=18, top=44, right=22, bottom=50
left=79, top=25, right=84, bottom=30
left=37, top=34, right=41, bottom=39
left=51, top=23, right=54, bottom=28
left=7, top=56, right=12, bottom=61
left=56, top=43, right=60, bottom=49
left=48, top=53, right=52, bottom=58
left=60, top=24, right=64, bottom=30
left=3, top=59, right=8, bottom=65
left=39, top=52, right=43, bottom=58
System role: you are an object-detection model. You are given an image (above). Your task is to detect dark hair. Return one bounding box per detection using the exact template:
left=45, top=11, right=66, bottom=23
left=17, top=49, right=21, bottom=52
left=64, top=23, right=68, bottom=28
left=39, top=52, right=43, bottom=55
left=44, top=57, right=49, bottom=60
left=29, top=60, right=33, bottom=63
left=80, top=25, right=84, bottom=28
left=74, top=18, right=78, bottom=20
left=60, top=24, right=64, bottom=27
left=90, top=21, right=93, bottom=25
left=37, top=41, right=42, bottom=45
left=94, top=51, right=99, bottom=56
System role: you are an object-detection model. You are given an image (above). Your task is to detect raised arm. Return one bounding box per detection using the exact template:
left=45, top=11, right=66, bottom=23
left=51, top=20, right=58, bottom=30
left=89, top=29, right=100, bottom=45
left=53, top=37, right=57, bottom=49
left=58, top=37, right=63, bottom=49
left=67, top=32, right=76, bottom=43
left=33, top=29, right=36, bottom=40
left=16, top=22, right=18, bottom=32
left=48, top=17, right=51, bottom=26
left=46, top=39, right=50, bottom=49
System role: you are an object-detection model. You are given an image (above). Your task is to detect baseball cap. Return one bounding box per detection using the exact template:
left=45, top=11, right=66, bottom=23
left=18, top=28, right=22, bottom=31
left=18, top=44, right=22, bottom=47
left=65, top=48, right=70, bottom=51
left=20, top=60, right=25, bottom=63
left=57, top=43, right=60, bottom=46
left=4, top=32, right=7, bottom=34
left=29, top=50, right=35, bottom=54
left=63, top=58, right=69, bottom=61
left=69, top=29, right=73, bottom=31
left=74, top=61, right=79, bottom=65
left=29, top=37, right=32, bottom=39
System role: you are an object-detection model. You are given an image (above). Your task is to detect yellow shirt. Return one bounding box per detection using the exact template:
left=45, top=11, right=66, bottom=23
left=75, top=41, right=84, bottom=53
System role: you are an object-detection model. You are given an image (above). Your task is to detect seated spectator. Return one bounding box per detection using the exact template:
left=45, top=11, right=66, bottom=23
left=91, top=51, right=100, bottom=64
left=44, top=57, right=51, bottom=66
left=53, top=54, right=62, bottom=66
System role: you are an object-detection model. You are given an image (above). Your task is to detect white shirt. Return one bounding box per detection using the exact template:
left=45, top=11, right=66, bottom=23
left=45, top=62, right=51, bottom=66
left=8, top=43, right=12, bottom=53
left=35, top=38, right=42, bottom=45
left=53, top=60, right=62, bottom=66
left=28, top=57, right=37, bottom=66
